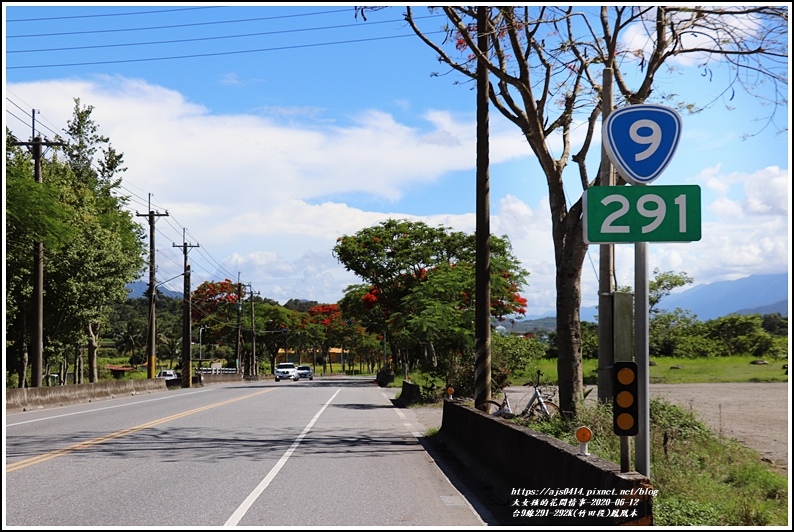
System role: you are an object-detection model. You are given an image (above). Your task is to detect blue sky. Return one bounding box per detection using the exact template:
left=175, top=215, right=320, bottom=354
left=4, top=4, right=790, bottom=317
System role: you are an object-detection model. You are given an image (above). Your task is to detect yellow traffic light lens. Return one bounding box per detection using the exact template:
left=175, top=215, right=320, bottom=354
left=616, top=413, right=635, bottom=431
left=617, top=367, right=636, bottom=385
left=616, top=390, right=634, bottom=408
left=613, top=361, right=639, bottom=436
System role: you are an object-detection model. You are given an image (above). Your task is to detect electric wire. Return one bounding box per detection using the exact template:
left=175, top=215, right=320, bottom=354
left=4, top=6, right=444, bottom=304
left=6, top=14, right=431, bottom=54
left=7, top=32, right=442, bottom=70
left=7, top=93, right=248, bottom=300
left=8, top=6, right=223, bottom=23
left=6, top=8, right=353, bottom=37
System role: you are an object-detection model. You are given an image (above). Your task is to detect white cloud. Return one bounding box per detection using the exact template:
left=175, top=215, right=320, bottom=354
left=6, top=75, right=788, bottom=317
left=742, top=166, right=790, bottom=215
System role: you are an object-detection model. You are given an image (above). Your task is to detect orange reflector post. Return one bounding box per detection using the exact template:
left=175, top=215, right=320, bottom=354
left=575, top=426, right=592, bottom=443
left=576, top=426, right=592, bottom=456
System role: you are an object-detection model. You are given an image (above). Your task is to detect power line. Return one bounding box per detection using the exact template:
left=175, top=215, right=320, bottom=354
left=5, top=108, right=30, bottom=131
left=7, top=32, right=438, bottom=70
left=7, top=6, right=223, bottom=23
left=5, top=95, right=61, bottom=139
left=7, top=15, right=431, bottom=54
left=5, top=99, right=231, bottom=286
left=6, top=8, right=354, bottom=38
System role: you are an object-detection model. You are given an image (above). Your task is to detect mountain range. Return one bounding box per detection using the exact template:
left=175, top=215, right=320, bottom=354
left=126, top=281, right=182, bottom=300
left=569, top=272, right=787, bottom=324
left=128, top=272, right=789, bottom=324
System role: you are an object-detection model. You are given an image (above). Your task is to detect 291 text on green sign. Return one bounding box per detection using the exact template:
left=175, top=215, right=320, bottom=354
left=583, top=184, right=701, bottom=244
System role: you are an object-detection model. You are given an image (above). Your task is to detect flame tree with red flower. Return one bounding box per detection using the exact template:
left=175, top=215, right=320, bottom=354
left=190, top=279, right=241, bottom=354
left=333, top=219, right=528, bottom=394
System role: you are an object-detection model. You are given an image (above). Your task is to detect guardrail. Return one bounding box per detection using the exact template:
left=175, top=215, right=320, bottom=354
left=196, top=368, right=238, bottom=374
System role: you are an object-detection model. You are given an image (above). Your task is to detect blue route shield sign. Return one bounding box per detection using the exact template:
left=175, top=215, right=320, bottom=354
left=603, top=104, right=682, bottom=185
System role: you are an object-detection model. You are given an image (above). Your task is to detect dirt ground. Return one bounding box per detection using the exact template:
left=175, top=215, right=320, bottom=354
left=405, top=382, right=790, bottom=474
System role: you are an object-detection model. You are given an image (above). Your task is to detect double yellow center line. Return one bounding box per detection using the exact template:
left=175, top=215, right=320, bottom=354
left=6, top=388, right=275, bottom=473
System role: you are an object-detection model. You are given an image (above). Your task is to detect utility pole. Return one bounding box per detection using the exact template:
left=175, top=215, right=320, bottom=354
left=235, top=274, right=243, bottom=373
left=136, top=195, right=168, bottom=379
left=12, top=120, right=65, bottom=387
left=598, top=68, right=617, bottom=403
left=173, top=229, right=199, bottom=388
left=246, top=284, right=260, bottom=378
left=473, top=5, right=492, bottom=409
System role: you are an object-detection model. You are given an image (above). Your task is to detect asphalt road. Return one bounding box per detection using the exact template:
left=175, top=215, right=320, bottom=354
left=5, top=376, right=488, bottom=527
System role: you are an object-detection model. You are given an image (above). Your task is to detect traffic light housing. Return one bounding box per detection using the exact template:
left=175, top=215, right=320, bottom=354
left=612, top=361, right=639, bottom=436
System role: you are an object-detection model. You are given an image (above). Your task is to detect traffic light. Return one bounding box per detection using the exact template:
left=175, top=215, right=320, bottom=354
left=612, top=361, right=639, bottom=436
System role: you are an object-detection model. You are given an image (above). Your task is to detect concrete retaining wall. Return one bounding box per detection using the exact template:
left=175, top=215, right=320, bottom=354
left=6, top=379, right=169, bottom=412
left=199, top=373, right=245, bottom=385
left=439, top=400, right=654, bottom=525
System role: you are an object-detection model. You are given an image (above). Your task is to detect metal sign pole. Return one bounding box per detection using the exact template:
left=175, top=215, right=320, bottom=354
left=596, top=102, right=689, bottom=481
left=635, top=239, right=650, bottom=477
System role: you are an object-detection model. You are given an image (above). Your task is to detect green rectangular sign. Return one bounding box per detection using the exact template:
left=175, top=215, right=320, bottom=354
left=583, top=185, right=701, bottom=244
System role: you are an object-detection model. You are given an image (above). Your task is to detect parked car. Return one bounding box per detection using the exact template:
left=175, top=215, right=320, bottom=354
left=274, top=362, right=299, bottom=382
left=157, top=370, right=180, bottom=380
left=296, top=365, right=313, bottom=380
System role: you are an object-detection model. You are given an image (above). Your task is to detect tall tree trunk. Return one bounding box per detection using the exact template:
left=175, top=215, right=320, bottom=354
left=554, top=211, right=589, bottom=416
left=74, top=343, right=84, bottom=384
left=87, top=323, right=99, bottom=383
left=17, top=314, right=29, bottom=388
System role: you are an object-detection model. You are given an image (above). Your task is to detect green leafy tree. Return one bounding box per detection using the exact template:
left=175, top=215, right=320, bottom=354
left=255, top=303, right=296, bottom=374
left=283, top=299, right=319, bottom=312
left=648, top=308, right=712, bottom=358
left=648, top=269, right=694, bottom=315
left=5, top=140, right=78, bottom=386
left=706, top=314, right=774, bottom=357
left=157, top=324, right=182, bottom=370
left=372, top=5, right=789, bottom=414
left=5, top=100, right=145, bottom=386
left=333, top=219, right=528, bottom=379
left=761, top=313, right=787, bottom=336
left=115, top=319, right=146, bottom=366
left=47, top=100, right=145, bottom=383
left=492, top=333, right=546, bottom=375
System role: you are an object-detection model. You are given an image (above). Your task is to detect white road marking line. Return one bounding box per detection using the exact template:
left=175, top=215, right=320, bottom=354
left=225, top=388, right=341, bottom=526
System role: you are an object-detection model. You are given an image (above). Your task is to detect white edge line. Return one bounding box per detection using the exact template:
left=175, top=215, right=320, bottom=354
left=224, top=388, right=342, bottom=526
left=384, top=392, right=487, bottom=526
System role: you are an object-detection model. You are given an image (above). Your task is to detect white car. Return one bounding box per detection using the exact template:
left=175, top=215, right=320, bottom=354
left=157, top=370, right=180, bottom=380
left=296, top=365, right=313, bottom=380
left=274, top=362, right=299, bottom=382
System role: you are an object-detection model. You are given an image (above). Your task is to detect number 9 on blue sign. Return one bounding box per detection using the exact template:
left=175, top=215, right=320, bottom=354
left=603, top=104, right=682, bottom=185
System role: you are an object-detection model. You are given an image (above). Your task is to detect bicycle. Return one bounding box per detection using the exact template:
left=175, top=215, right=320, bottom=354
left=478, top=370, right=561, bottom=421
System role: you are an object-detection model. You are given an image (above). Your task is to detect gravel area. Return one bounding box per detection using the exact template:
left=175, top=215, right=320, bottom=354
left=405, top=382, right=790, bottom=473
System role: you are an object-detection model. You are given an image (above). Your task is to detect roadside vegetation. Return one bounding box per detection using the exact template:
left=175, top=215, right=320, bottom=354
left=400, top=358, right=788, bottom=527
left=525, top=399, right=788, bottom=526
left=392, top=309, right=788, bottom=527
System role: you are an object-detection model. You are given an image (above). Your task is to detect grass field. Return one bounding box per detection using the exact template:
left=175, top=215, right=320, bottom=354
left=524, top=355, right=789, bottom=386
